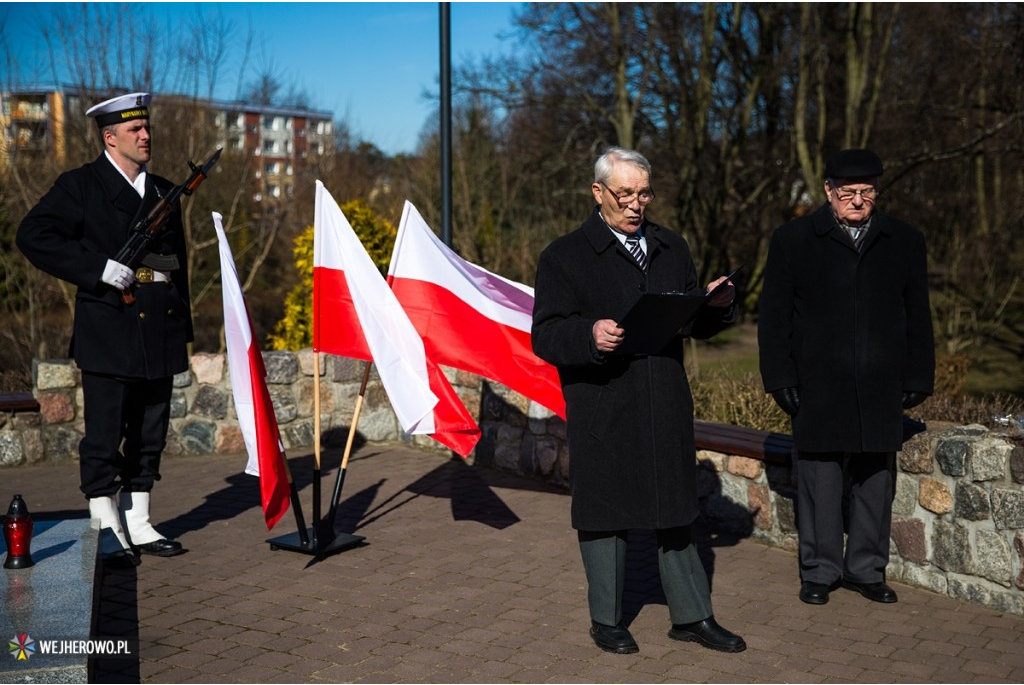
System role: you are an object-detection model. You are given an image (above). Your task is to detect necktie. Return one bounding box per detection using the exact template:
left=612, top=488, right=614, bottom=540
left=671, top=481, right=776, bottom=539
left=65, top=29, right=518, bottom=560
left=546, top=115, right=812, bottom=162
left=625, top=235, right=647, bottom=270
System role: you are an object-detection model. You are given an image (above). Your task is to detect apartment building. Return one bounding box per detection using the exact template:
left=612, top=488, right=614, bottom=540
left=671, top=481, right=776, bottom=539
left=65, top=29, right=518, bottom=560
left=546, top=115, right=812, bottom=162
left=1, top=85, right=333, bottom=203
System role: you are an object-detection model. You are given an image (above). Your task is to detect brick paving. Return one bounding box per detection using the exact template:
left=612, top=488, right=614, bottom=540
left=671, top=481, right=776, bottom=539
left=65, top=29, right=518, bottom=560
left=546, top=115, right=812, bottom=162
left=5, top=444, right=1024, bottom=683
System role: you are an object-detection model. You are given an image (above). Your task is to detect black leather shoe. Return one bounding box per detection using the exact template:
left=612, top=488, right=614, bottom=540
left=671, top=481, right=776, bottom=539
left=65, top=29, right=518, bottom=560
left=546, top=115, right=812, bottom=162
left=589, top=622, right=639, bottom=654
left=799, top=581, right=831, bottom=605
left=842, top=579, right=897, bottom=603
left=668, top=616, right=746, bottom=653
left=103, top=549, right=141, bottom=569
left=135, top=539, right=185, bottom=557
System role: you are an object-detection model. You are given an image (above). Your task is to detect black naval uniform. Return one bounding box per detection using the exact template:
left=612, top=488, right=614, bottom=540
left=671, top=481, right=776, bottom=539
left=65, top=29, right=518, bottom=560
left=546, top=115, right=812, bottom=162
left=17, top=153, right=193, bottom=498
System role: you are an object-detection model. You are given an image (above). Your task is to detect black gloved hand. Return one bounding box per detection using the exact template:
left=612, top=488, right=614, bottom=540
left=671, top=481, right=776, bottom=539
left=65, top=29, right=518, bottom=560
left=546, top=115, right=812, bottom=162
left=902, top=391, right=928, bottom=409
left=771, top=387, right=800, bottom=416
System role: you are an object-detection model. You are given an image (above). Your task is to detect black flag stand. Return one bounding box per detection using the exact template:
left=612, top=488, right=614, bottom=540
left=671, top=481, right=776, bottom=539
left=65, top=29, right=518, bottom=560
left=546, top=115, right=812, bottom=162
left=267, top=353, right=365, bottom=557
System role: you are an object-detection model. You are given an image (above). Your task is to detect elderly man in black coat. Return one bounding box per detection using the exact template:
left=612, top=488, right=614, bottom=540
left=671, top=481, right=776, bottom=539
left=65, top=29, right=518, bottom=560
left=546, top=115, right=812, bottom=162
left=758, top=148, right=934, bottom=606
left=532, top=147, right=745, bottom=655
left=17, top=92, right=192, bottom=564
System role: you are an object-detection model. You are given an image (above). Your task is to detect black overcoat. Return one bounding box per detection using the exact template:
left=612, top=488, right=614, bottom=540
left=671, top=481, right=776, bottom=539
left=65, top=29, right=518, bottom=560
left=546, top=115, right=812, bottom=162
left=532, top=209, right=733, bottom=531
left=17, top=154, right=193, bottom=380
left=757, top=204, right=934, bottom=453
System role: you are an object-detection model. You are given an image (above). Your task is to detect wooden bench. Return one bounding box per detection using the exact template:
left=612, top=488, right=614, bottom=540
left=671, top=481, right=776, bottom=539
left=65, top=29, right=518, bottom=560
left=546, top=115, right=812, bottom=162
left=693, top=420, right=793, bottom=464
left=0, top=391, right=40, bottom=413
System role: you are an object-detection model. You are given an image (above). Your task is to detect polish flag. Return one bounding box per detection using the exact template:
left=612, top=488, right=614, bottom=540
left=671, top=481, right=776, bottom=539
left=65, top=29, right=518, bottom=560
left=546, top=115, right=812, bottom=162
left=312, top=182, right=480, bottom=457
left=388, top=202, right=565, bottom=418
left=214, top=212, right=290, bottom=530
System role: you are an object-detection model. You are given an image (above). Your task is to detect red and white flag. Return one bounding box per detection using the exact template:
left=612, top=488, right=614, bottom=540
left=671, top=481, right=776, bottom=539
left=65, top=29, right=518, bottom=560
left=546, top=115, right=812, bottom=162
left=388, top=201, right=565, bottom=417
left=312, top=182, right=480, bottom=457
left=214, top=212, right=290, bottom=530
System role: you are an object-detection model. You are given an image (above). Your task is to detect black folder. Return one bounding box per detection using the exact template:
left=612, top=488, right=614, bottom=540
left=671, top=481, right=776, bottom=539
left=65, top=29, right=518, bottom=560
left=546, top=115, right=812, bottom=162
left=611, top=266, right=742, bottom=356
left=611, top=291, right=707, bottom=355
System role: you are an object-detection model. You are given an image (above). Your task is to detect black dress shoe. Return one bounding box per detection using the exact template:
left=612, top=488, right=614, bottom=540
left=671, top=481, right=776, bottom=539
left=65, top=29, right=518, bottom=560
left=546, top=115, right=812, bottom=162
left=135, top=539, right=185, bottom=557
left=842, top=579, right=897, bottom=603
left=668, top=616, right=746, bottom=653
left=799, top=581, right=831, bottom=605
left=589, top=622, right=639, bottom=654
left=103, top=549, right=141, bottom=569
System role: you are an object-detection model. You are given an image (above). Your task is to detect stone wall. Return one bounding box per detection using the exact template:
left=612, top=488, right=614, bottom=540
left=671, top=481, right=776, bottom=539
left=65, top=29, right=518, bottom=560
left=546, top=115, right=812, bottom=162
left=2, top=351, right=1023, bottom=617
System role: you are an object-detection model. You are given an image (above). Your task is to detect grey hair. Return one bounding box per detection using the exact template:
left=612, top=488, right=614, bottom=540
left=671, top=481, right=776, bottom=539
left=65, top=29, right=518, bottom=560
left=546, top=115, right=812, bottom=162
left=594, top=146, right=652, bottom=184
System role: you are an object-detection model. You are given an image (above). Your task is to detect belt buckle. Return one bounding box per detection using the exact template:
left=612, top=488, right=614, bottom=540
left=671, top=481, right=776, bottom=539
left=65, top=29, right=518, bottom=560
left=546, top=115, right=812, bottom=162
left=135, top=267, right=154, bottom=284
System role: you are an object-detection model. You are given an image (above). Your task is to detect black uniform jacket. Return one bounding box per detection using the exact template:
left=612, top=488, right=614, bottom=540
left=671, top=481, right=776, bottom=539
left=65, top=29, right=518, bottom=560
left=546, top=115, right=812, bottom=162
left=758, top=203, right=934, bottom=453
left=532, top=208, right=733, bottom=531
left=17, top=154, right=193, bottom=379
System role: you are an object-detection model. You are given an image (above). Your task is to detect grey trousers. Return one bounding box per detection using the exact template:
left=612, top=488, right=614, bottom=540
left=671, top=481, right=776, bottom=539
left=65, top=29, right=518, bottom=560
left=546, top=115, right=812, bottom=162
left=578, top=526, right=712, bottom=626
left=795, top=451, right=896, bottom=585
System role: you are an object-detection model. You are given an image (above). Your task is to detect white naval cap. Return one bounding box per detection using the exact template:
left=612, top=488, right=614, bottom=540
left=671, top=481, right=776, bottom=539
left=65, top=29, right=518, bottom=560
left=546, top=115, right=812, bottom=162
left=86, top=92, right=150, bottom=127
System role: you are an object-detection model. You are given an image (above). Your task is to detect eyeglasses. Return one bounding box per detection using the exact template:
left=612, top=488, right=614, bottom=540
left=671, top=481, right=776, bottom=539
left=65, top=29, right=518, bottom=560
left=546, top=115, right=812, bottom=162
left=599, top=180, right=655, bottom=206
left=830, top=184, right=878, bottom=203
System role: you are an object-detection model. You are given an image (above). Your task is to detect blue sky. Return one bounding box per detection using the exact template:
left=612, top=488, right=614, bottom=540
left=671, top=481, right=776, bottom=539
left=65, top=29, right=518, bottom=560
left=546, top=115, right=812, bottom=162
left=1, top=2, right=523, bottom=156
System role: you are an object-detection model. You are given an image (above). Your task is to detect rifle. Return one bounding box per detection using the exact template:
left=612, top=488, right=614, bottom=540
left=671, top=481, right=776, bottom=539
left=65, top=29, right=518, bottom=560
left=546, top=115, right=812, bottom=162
left=114, top=148, right=222, bottom=304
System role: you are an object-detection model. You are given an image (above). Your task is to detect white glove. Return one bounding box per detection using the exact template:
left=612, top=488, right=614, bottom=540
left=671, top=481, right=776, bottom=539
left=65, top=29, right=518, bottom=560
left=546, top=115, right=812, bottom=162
left=101, top=259, right=135, bottom=290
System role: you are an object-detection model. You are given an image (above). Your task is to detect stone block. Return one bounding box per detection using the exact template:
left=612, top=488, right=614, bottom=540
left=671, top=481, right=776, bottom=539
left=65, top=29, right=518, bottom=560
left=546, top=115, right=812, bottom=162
left=21, top=429, right=44, bottom=464
left=1015, top=533, right=1024, bottom=590
left=216, top=424, right=246, bottom=454
left=992, top=487, right=1024, bottom=530
left=269, top=388, right=298, bottom=424
left=37, top=391, right=74, bottom=424
left=330, top=355, right=364, bottom=382
left=172, top=369, right=192, bottom=388
left=178, top=420, right=217, bottom=454
left=775, top=493, right=797, bottom=534
left=283, top=420, right=315, bottom=449
left=547, top=417, right=566, bottom=441
left=297, top=348, right=325, bottom=376
left=975, top=530, right=1012, bottom=587
left=932, top=520, right=973, bottom=573
left=357, top=408, right=397, bottom=442
left=534, top=436, right=558, bottom=476
left=43, top=425, right=81, bottom=462
left=891, top=518, right=927, bottom=564
left=969, top=437, right=1012, bottom=482
left=519, top=433, right=536, bottom=474
left=697, top=451, right=725, bottom=472
left=727, top=456, right=763, bottom=480
left=900, top=563, right=947, bottom=595
left=191, top=385, right=228, bottom=420
left=1011, top=443, right=1024, bottom=484
left=954, top=482, right=990, bottom=521
left=950, top=424, right=989, bottom=436
left=494, top=424, right=524, bottom=471
left=33, top=359, right=78, bottom=390
left=528, top=401, right=553, bottom=420
left=169, top=390, right=188, bottom=419
left=747, top=483, right=772, bottom=530
left=892, top=473, right=918, bottom=517
left=264, top=350, right=299, bottom=384
left=919, top=477, right=953, bottom=514
left=898, top=432, right=933, bottom=473
left=0, top=432, right=25, bottom=466
left=934, top=436, right=970, bottom=476
left=190, top=352, right=224, bottom=384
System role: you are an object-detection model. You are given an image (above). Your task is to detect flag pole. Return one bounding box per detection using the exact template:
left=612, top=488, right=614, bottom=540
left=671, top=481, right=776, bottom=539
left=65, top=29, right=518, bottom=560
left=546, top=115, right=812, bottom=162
left=281, top=452, right=309, bottom=547
left=312, top=350, right=322, bottom=545
left=326, top=361, right=371, bottom=532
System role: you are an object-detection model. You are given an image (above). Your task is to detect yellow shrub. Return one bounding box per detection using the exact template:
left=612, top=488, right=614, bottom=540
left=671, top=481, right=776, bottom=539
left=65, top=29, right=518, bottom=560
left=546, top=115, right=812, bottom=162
left=268, top=199, right=396, bottom=350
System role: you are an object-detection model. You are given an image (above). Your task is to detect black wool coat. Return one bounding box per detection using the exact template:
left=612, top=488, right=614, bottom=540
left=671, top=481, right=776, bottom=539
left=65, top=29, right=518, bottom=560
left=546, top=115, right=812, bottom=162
left=17, top=154, right=193, bottom=380
left=532, top=209, right=734, bottom=531
left=757, top=204, right=935, bottom=453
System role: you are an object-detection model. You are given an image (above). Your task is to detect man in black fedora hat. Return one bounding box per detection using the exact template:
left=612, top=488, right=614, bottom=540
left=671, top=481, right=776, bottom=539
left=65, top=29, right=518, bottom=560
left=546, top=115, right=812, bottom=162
left=758, top=148, right=935, bottom=606
left=17, top=92, right=191, bottom=563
